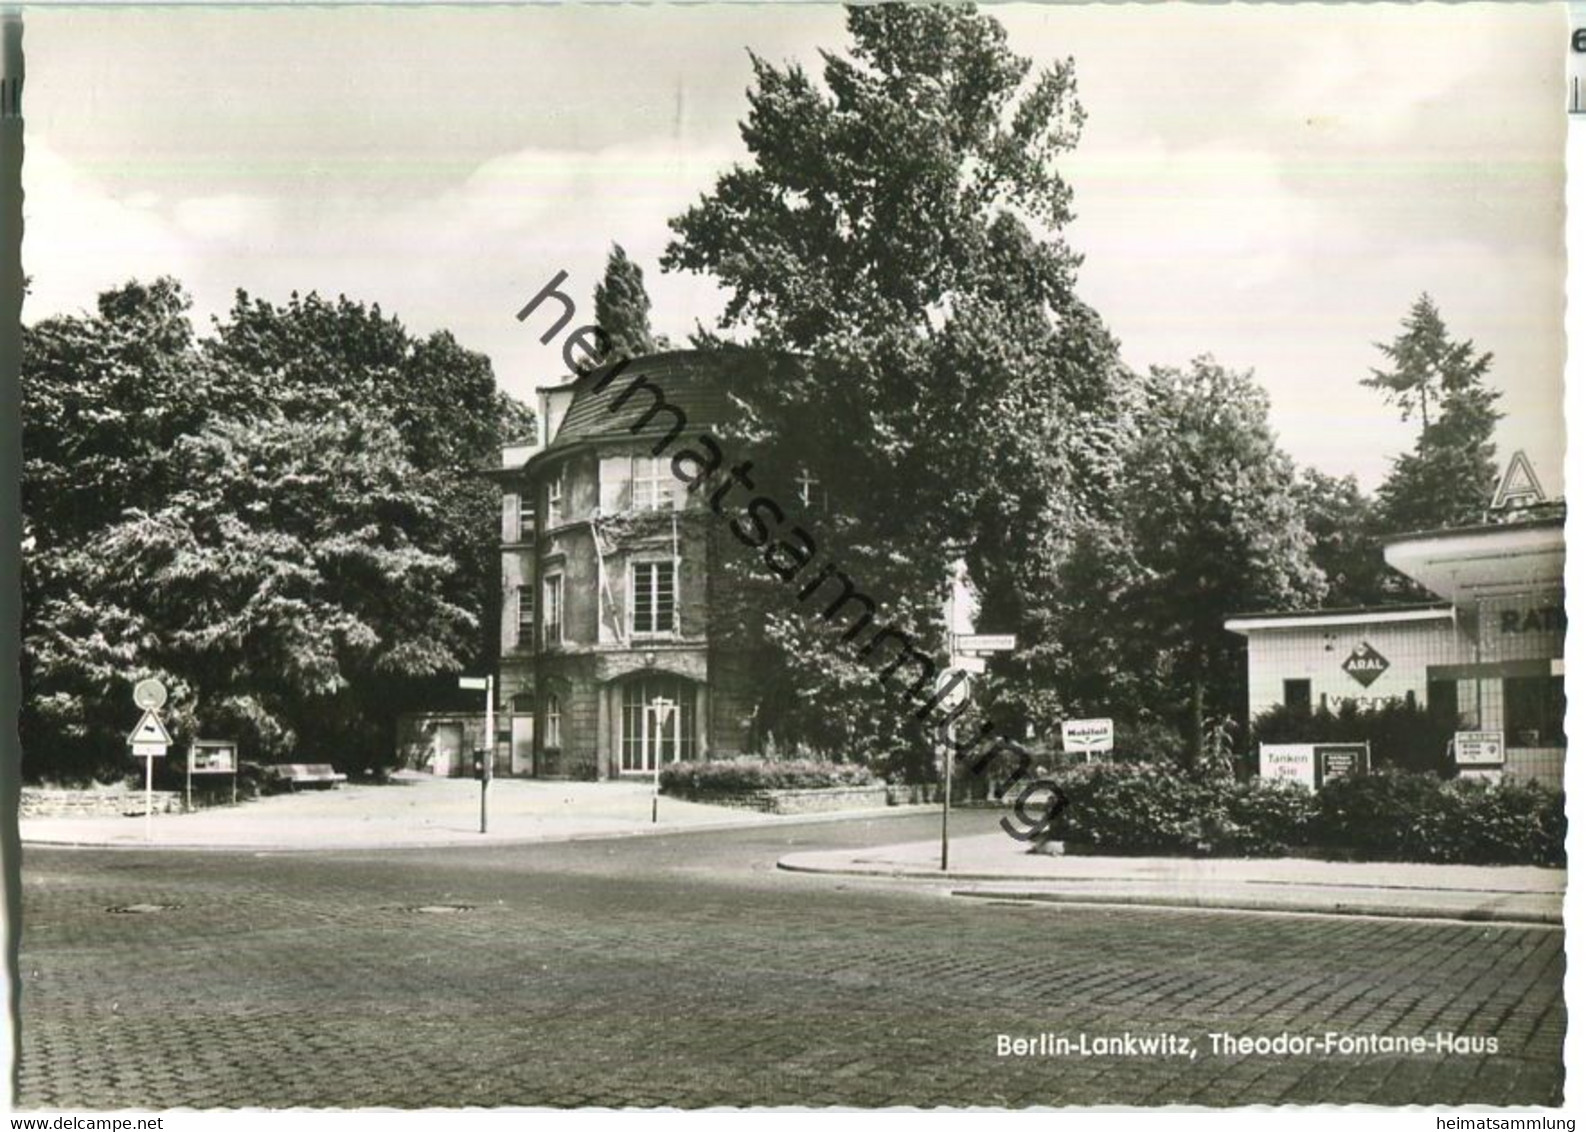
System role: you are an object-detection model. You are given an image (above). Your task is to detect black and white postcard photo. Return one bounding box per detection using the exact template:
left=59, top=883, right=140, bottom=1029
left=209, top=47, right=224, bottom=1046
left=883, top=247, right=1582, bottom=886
left=2, top=1, right=1576, bottom=1121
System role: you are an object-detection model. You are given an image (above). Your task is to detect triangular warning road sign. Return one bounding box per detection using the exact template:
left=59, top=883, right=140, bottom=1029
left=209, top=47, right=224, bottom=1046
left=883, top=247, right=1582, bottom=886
left=127, top=709, right=172, bottom=745
left=1491, top=451, right=1546, bottom=511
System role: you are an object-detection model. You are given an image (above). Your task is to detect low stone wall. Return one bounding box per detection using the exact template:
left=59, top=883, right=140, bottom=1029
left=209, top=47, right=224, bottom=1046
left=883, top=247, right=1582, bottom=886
left=22, top=788, right=184, bottom=819
left=680, top=784, right=891, bottom=815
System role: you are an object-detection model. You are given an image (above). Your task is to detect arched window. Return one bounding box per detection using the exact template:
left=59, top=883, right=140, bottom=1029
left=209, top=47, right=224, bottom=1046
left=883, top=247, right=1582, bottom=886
left=544, top=693, right=562, bottom=749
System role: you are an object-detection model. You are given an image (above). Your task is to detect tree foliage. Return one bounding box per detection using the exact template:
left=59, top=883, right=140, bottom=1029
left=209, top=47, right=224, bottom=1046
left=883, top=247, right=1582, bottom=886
left=1367, top=295, right=1502, bottom=533
left=665, top=3, right=1125, bottom=778
left=1293, top=468, right=1395, bottom=606
left=592, top=243, right=659, bottom=359
left=22, top=278, right=531, bottom=781
left=1036, top=360, right=1324, bottom=764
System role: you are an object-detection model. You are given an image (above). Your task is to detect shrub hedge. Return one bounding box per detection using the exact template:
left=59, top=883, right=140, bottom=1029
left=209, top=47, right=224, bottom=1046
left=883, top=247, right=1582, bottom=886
left=1251, top=699, right=1449, bottom=776
left=1051, top=762, right=1563, bottom=866
left=660, top=757, right=880, bottom=797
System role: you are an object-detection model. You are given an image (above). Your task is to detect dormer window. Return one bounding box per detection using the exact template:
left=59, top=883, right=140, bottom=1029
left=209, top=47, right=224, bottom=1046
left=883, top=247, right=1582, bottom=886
left=632, top=456, right=679, bottom=512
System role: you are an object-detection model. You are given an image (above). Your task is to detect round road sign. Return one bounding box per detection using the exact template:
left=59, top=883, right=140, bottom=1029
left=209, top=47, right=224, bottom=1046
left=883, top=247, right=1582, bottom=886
left=133, top=678, right=167, bottom=711
left=933, top=668, right=971, bottom=711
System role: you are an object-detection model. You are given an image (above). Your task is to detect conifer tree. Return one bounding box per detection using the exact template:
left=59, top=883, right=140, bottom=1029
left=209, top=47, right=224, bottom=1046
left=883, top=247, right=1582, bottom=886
left=592, top=244, right=658, bottom=359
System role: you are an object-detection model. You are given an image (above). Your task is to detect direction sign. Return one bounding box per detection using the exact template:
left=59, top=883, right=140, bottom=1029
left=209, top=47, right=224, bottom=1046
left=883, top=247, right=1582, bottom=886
left=950, top=655, right=987, bottom=675
left=1454, top=730, right=1505, bottom=766
left=133, top=678, right=167, bottom=711
left=127, top=709, right=172, bottom=746
left=458, top=676, right=489, bottom=691
left=954, top=634, right=1016, bottom=654
left=1061, top=718, right=1114, bottom=753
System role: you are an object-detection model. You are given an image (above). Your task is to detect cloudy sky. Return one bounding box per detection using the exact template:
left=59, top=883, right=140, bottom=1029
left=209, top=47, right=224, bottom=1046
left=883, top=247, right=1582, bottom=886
left=21, top=3, right=1566, bottom=493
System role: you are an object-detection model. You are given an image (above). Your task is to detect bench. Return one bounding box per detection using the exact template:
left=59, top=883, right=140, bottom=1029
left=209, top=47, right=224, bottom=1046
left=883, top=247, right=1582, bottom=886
left=263, top=764, right=349, bottom=792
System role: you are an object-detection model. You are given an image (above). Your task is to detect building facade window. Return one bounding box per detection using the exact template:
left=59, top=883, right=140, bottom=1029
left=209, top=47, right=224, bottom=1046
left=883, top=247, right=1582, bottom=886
left=620, top=678, right=696, bottom=772
left=543, top=572, right=564, bottom=644
left=543, top=693, right=561, bottom=749
left=1504, top=674, right=1566, bottom=747
left=630, top=561, right=676, bottom=636
left=632, top=456, right=679, bottom=512
left=546, top=472, right=564, bottom=527
left=1282, top=679, right=1311, bottom=714
left=502, top=493, right=521, bottom=543
left=515, top=583, right=535, bottom=645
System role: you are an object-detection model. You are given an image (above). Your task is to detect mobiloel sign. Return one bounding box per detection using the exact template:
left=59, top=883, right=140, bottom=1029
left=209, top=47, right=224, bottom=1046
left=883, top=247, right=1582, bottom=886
left=1061, top=718, right=1114, bottom=753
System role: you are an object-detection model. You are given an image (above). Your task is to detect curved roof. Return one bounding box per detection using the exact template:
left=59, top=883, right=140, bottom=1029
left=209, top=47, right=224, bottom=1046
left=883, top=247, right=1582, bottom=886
left=546, top=349, right=754, bottom=456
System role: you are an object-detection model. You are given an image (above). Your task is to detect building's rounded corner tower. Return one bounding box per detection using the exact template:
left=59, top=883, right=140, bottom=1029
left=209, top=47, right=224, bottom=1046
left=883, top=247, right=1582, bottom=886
left=491, top=349, right=764, bottom=779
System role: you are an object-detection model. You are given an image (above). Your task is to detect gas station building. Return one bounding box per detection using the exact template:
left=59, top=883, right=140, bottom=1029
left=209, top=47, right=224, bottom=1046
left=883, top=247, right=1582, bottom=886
left=1226, top=513, right=1566, bottom=787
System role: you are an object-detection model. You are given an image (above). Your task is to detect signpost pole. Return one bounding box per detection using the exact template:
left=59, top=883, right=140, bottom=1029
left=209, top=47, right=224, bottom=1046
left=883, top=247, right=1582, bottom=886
left=145, top=751, right=154, bottom=842
left=185, top=747, right=192, bottom=814
left=482, top=676, right=493, bottom=835
left=940, top=718, right=953, bottom=871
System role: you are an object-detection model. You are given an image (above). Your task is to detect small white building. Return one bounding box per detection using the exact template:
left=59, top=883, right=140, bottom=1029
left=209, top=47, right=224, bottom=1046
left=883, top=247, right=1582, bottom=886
left=1227, top=513, right=1565, bottom=786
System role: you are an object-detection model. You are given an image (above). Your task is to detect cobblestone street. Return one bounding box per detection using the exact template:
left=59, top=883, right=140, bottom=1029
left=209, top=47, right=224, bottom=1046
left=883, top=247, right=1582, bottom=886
left=18, top=811, right=1565, bottom=1109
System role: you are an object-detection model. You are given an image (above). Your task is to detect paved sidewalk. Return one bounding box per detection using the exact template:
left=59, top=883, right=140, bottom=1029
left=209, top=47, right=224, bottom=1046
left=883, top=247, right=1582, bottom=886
left=779, top=834, right=1566, bottom=923
left=20, top=776, right=931, bottom=851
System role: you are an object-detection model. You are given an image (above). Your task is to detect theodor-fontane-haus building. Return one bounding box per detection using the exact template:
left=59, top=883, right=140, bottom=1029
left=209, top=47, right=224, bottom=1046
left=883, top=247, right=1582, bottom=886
left=477, top=349, right=778, bottom=780
left=1226, top=495, right=1566, bottom=788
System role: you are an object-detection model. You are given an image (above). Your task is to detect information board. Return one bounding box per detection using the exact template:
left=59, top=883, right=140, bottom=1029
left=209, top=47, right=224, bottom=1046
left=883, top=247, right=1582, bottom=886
left=1316, top=744, right=1370, bottom=784
left=190, top=743, right=237, bottom=774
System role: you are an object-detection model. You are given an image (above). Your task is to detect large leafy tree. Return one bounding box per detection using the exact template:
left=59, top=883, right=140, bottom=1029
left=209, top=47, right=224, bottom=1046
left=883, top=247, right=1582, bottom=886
left=27, top=411, right=475, bottom=776
left=1368, top=295, right=1501, bottom=533
left=1103, top=359, right=1324, bottom=763
left=663, top=4, right=1129, bottom=776
left=1294, top=468, right=1394, bottom=607
left=21, top=279, right=531, bottom=780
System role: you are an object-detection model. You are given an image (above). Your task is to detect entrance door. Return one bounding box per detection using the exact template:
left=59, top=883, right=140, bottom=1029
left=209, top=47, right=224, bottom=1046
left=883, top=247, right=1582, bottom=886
left=637, top=698, right=679, bottom=774
left=621, top=679, right=693, bottom=774
left=511, top=715, right=534, bottom=776
left=433, top=722, right=463, bottom=777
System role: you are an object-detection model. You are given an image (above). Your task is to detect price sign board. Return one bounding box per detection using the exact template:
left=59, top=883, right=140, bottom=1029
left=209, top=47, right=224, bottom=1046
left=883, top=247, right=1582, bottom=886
left=1316, top=743, right=1369, bottom=784
left=1454, top=731, right=1505, bottom=766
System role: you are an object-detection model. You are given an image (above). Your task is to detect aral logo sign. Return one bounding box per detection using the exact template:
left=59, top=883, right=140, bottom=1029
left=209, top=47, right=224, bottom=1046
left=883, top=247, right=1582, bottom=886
left=1341, top=641, right=1389, bottom=688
